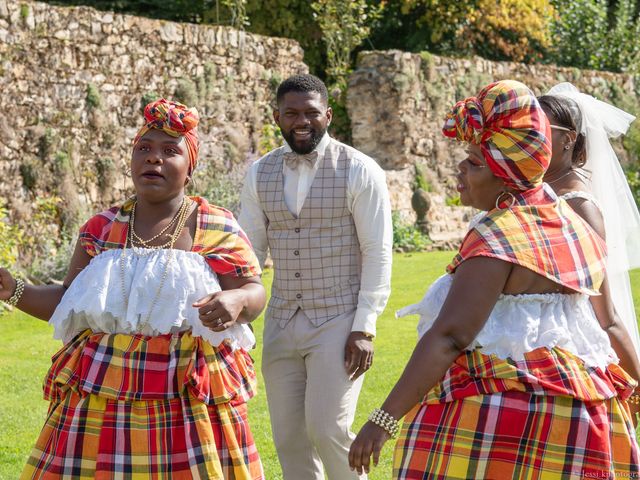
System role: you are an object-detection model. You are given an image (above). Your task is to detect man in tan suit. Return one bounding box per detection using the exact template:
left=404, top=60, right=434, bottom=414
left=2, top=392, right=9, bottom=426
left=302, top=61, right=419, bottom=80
left=239, top=74, right=392, bottom=479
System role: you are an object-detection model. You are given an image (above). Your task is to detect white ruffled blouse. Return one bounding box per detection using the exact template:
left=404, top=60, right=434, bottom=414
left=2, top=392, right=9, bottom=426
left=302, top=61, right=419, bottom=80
left=49, top=248, right=256, bottom=351
left=397, top=273, right=617, bottom=369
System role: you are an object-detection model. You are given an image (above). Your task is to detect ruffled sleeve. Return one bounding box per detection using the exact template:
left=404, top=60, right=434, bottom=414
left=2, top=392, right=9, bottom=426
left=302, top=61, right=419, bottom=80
left=193, top=197, right=261, bottom=278
left=78, top=207, right=120, bottom=257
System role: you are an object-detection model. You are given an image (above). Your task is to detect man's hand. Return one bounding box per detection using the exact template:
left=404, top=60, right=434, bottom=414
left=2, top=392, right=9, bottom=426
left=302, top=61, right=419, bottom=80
left=344, top=331, right=374, bottom=380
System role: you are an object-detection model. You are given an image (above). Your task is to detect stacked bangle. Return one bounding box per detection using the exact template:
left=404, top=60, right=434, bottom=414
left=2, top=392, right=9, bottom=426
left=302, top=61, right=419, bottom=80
left=369, top=407, right=400, bottom=438
left=4, top=278, right=25, bottom=306
left=629, top=393, right=640, bottom=406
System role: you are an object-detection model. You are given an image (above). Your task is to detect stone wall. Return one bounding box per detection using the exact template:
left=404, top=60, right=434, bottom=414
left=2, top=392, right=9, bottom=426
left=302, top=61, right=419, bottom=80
left=0, top=0, right=306, bottom=267
left=347, top=50, right=639, bottom=243
left=3, top=1, right=639, bottom=265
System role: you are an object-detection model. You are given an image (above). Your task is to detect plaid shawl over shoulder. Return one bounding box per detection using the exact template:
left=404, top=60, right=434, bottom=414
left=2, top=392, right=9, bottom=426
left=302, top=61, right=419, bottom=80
left=447, top=184, right=607, bottom=295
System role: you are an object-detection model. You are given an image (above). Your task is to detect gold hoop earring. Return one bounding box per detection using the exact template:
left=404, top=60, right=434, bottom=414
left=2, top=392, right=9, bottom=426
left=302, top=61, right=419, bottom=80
left=495, top=191, right=516, bottom=210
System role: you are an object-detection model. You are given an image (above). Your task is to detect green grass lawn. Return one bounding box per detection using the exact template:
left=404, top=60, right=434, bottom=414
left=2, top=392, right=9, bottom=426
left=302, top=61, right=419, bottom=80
left=1, top=252, right=639, bottom=479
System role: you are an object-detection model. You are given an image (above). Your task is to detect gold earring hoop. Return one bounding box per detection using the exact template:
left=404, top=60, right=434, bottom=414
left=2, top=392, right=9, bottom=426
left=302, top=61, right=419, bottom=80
left=495, top=191, right=516, bottom=210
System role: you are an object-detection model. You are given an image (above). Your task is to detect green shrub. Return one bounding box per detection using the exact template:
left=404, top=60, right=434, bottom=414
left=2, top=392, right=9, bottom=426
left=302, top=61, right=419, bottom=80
left=19, top=161, right=37, bottom=191
left=626, top=167, right=640, bottom=209
left=38, top=127, right=56, bottom=162
left=53, top=151, right=71, bottom=175
left=413, top=164, right=432, bottom=192
left=0, top=202, right=23, bottom=268
left=18, top=196, right=79, bottom=284
left=95, top=157, right=115, bottom=191
left=193, top=163, right=249, bottom=216
left=445, top=195, right=461, bottom=206
left=258, top=122, right=283, bottom=156
left=174, top=79, right=198, bottom=107
left=392, top=211, right=431, bottom=252
left=85, top=83, right=102, bottom=110
left=0, top=202, right=24, bottom=314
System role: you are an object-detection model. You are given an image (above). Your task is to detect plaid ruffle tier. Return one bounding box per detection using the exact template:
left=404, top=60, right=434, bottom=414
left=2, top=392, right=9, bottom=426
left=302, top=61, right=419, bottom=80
left=21, top=330, right=263, bottom=480
left=394, top=347, right=640, bottom=479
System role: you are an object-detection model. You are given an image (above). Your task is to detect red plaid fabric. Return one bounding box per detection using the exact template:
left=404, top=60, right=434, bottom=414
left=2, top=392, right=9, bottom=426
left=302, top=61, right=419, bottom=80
left=79, top=196, right=261, bottom=278
left=394, top=392, right=639, bottom=479
left=21, top=330, right=263, bottom=479
left=393, top=347, right=639, bottom=479
left=448, top=184, right=607, bottom=295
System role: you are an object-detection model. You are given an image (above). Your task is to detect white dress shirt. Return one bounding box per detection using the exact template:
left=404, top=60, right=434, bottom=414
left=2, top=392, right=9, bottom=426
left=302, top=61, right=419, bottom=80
left=239, top=134, right=392, bottom=336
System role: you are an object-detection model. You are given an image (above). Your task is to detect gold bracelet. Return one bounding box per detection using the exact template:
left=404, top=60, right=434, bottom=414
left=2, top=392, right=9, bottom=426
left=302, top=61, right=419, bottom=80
left=629, top=393, right=640, bottom=406
left=4, top=278, right=25, bottom=307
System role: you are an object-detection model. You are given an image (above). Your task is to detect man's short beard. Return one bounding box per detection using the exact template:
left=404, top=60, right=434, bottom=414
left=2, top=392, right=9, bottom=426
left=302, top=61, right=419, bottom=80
left=283, top=127, right=326, bottom=154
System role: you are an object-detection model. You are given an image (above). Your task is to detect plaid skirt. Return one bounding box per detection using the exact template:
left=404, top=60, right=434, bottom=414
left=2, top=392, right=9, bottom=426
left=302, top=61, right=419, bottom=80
left=21, top=330, right=263, bottom=480
left=394, top=347, right=640, bottom=479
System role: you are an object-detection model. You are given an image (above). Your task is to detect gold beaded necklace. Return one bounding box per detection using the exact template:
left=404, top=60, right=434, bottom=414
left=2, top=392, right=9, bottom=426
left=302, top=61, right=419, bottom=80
left=120, top=196, right=193, bottom=331
left=129, top=198, right=184, bottom=249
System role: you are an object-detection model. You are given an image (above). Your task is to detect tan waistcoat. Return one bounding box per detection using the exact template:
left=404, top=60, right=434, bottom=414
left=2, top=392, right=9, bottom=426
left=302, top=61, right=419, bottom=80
left=256, top=139, right=361, bottom=327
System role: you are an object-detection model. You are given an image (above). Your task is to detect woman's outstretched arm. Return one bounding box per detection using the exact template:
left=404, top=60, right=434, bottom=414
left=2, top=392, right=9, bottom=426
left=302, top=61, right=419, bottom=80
left=0, top=239, right=92, bottom=321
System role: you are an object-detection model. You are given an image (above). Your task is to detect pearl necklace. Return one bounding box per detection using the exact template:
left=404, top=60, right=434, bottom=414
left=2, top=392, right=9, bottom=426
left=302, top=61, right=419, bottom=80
left=120, top=197, right=193, bottom=332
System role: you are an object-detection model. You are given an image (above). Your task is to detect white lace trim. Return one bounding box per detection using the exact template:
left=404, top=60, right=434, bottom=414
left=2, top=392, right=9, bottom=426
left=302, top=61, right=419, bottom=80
left=396, top=274, right=617, bottom=369
left=49, top=249, right=255, bottom=351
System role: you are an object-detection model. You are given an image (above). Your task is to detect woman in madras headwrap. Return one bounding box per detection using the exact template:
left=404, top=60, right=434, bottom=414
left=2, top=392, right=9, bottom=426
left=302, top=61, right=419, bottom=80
left=0, top=99, right=266, bottom=479
left=348, top=80, right=640, bottom=478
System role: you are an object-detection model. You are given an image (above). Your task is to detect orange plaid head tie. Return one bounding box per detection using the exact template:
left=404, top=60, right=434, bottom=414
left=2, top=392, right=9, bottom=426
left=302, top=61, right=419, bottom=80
left=283, top=151, right=319, bottom=169
left=133, top=98, right=200, bottom=174
left=442, top=80, right=551, bottom=191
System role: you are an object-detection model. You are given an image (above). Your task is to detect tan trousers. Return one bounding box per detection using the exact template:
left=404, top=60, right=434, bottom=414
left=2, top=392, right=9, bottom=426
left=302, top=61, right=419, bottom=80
left=262, top=308, right=366, bottom=480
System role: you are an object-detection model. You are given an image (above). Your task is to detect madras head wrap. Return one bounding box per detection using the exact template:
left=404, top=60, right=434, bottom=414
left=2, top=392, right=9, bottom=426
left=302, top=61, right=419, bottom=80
left=442, top=80, right=551, bottom=191
left=133, top=99, right=200, bottom=173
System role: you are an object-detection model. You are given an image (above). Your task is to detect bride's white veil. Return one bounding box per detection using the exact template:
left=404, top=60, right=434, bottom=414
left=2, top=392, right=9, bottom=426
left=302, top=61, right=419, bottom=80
left=547, top=82, right=640, bottom=356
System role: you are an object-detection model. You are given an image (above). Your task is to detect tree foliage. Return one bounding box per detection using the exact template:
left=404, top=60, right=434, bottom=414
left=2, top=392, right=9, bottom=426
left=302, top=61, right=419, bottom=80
left=370, top=0, right=553, bottom=62
left=44, top=0, right=640, bottom=73
left=461, top=0, right=554, bottom=62
left=311, top=0, right=382, bottom=86
left=551, top=0, right=640, bottom=72
left=244, top=0, right=324, bottom=74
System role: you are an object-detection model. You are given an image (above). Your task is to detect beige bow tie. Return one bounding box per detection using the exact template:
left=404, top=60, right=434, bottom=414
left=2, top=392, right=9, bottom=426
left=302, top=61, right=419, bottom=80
left=283, top=151, right=319, bottom=169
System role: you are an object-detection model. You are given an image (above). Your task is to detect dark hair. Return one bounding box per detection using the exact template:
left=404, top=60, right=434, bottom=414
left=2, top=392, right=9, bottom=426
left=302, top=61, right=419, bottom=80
left=276, top=74, right=329, bottom=105
left=538, top=95, right=587, bottom=168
